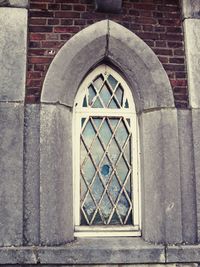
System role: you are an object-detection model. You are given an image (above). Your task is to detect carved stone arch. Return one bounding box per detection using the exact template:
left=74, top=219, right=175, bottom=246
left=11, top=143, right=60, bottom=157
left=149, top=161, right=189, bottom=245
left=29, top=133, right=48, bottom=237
left=41, top=20, right=174, bottom=112
left=40, top=20, right=184, bottom=246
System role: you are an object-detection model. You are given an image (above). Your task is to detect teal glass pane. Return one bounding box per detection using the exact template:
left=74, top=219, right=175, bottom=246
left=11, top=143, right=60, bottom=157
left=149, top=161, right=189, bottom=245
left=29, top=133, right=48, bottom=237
left=93, top=75, right=104, bottom=91
left=108, top=138, right=121, bottom=164
left=80, top=174, right=87, bottom=201
left=115, top=119, right=129, bottom=147
left=99, top=194, right=113, bottom=223
left=92, top=97, right=103, bottom=108
left=88, top=85, right=96, bottom=106
left=82, top=96, right=87, bottom=107
left=82, top=193, right=96, bottom=223
left=91, top=174, right=104, bottom=203
left=82, top=157, right=96, bottom=184
left=108, top=74, right=118, bottom=89
left=124, top=99, right=129, bottom=108
left=93, top=117, right=102, bottom=130
left=99, top=119, right=112, bottom=146
left=116, top=192, right=131, bottom=223
left=116, top=156, right=129, bottom=183
left=99, top=83, right=112, bottom=107
left=108, top=97, right=119, bottom=109
left=82, top=120, right=96, bottom=148
left=93, top=210, right=104, bottom=225
left=108, top=174, right=121, bottom=203
left=115, top=85, right=123, bottom=106
left=90, top=137, right=104, bottom=165
left=80, top=140, right=87, bottom=164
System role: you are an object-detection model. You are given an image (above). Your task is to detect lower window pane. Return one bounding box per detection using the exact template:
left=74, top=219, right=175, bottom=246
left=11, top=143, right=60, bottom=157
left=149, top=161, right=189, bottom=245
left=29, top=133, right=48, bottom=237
left=80, top=117, right=133, bottom=226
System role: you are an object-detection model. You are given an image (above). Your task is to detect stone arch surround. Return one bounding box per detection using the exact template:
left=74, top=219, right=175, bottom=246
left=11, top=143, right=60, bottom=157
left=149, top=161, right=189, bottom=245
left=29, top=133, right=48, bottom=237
left=38, top=20, right=196, bottom=246
left=41, top=20, right=174, bottom=112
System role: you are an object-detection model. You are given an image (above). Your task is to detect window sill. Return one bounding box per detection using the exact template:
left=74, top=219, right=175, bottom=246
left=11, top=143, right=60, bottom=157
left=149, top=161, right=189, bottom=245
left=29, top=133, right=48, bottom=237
left=0, top=239, right=199, bottom=264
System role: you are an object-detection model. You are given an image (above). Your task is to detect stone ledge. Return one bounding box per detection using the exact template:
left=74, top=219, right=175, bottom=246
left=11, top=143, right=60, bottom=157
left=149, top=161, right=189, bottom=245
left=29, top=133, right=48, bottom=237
left=1, top=241, right=200, bottom=264
left=0, top=0, right=29, bottom=8
left=166, top=244, right=200, bottom=263
left=0, top=238, right=165, bottom=264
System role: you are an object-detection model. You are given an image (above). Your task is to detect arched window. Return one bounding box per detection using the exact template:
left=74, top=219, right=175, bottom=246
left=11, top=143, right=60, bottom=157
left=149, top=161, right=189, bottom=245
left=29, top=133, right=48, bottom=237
left=73, top=64, right=141, bottom=237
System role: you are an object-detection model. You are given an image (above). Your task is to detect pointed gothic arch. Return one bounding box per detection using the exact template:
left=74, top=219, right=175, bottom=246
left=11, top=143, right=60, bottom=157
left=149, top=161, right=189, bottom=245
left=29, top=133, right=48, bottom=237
left=41, top=20, right=174, bottom=112
left=40, top=20, right=183, bottom=245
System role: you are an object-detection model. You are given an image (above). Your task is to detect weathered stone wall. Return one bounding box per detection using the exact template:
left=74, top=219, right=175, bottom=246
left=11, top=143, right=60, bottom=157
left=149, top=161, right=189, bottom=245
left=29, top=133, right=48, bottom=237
left=0, top=1, right=28, bottom=246
left=0, top=0, right=200, bottom=266
left=182, top=0, right=200, bottom=243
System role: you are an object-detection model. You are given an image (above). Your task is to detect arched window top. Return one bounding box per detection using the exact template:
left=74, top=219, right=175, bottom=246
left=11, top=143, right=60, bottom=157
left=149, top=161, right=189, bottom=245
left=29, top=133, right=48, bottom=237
left=75, top=64, right=135, bottom=111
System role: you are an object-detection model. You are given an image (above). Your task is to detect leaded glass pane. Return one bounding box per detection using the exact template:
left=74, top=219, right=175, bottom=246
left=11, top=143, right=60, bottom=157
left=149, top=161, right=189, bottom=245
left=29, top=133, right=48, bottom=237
left=80, top=116, right=133, bottom=225
left=82, top=71, right=130, bottom=108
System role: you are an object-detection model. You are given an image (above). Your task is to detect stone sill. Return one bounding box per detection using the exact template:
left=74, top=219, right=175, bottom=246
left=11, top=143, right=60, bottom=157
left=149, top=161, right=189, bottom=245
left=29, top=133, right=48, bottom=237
left=0, top=238, right=200, bottom=264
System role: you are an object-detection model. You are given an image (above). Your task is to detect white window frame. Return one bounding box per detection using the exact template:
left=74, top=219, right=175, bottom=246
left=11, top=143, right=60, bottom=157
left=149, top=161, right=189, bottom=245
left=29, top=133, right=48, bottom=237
left=73, top=64, right=141, bottom=237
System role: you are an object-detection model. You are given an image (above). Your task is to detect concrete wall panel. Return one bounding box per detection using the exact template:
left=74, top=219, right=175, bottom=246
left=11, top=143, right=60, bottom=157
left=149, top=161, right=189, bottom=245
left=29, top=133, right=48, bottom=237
left=0, top=103, right=24, bottom=246
left=40, top=104, right=73, bottom=245
left=140, top=109, right=182, bottom=243
left=0, top=8, right=27, bottom=101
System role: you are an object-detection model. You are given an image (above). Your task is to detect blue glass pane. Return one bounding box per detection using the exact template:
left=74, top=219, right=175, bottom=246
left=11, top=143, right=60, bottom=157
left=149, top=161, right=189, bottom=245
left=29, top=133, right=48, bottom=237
left=90, top=138, right=104, bottom=165
left=100, top=155, right=112, bottom=184
left=115, top=85, right=123, bottom=106
left=108, top=175, right=121, bottom=203
left=92, top=97, right=103, bottom=108
left=108, top=98, right=119, bottom=108
left=99, top=194, right=112, bottom=223
left=108, top=74, right=118, bottom=89
left=82, top=120, right=96, bottom=148
left=116, top=157, right=129, bottom=183
left=80, top=140, right=87, bottom=163
left=80, top=174, right=87, bottom=201
left=82, top=193, right=96, bottom=222
left=91, top=174, right=104, bottom=203
left=99, top=83, right=112, bottom=107
left=82, top=96, right=87, bottom=107
left=117, top=192, right=130, bottom=222
left=115, top=120, right=129, bottom=147
left=124, top=99, right=129, bottom=108
left=99, top=120, right=112, bottom=146
left=108, top=139, right=120, bottom=164
left=93, top=118, right=102, bottom=130
left=88, top=85, right=96, bottom=106
left=82, top=157, right=96, bottom=184
left=93, top=75, right=104, bottom=91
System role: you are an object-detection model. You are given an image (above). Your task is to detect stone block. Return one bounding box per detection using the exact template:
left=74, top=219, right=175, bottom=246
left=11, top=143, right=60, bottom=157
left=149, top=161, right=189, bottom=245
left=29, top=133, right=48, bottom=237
left=41, top=20, right=107, bottom=106
left=0, top=103, right=24, bottom=246
left=191, top=109, right=200, bottom=241
left=38, top=238, right=165, bottom=264
left=166, top=244, right=200, bottom=263
left=0, top=0, right=29, bottom=8
left=140, top=109, right=182, bottom=243
left=184, top=19, right=200, bottom=108
left=0, top=8, right=27, bottom=101
left=182, top=0, right=200, bottom=18
left=40, top=104, right=73, bottom=245
left=23, top=104, right=40, bottom=245
left=108, top=20, right=174, bottom=112
left=177, top=110, right=197, bottom=243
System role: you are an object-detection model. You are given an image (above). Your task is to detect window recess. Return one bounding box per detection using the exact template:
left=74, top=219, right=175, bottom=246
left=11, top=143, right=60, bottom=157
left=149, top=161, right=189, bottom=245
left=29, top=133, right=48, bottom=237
left=73, top=64, right=141, bottom=237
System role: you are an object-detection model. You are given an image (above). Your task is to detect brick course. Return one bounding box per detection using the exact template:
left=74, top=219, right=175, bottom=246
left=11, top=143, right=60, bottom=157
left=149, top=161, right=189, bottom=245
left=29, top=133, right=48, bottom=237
left=27, top=0, right=188, bottom=108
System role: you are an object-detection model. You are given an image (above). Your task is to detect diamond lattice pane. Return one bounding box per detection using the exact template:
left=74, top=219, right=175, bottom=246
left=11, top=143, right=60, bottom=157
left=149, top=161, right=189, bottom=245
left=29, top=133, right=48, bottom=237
left=80, top=117, right=133, bottom=225
left=83, top=72, right=129, bottom=108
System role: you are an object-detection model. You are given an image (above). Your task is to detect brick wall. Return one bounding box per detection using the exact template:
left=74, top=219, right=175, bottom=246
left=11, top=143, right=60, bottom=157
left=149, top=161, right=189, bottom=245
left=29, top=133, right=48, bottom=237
left=27, top=0, right=188, bottom=108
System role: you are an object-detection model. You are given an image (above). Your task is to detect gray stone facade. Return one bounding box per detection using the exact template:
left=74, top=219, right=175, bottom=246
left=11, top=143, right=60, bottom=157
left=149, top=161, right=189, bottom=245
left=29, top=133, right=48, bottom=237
left=0, top=1, right=200, bottom=266
left=182, top=0, right=200, bottom=244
